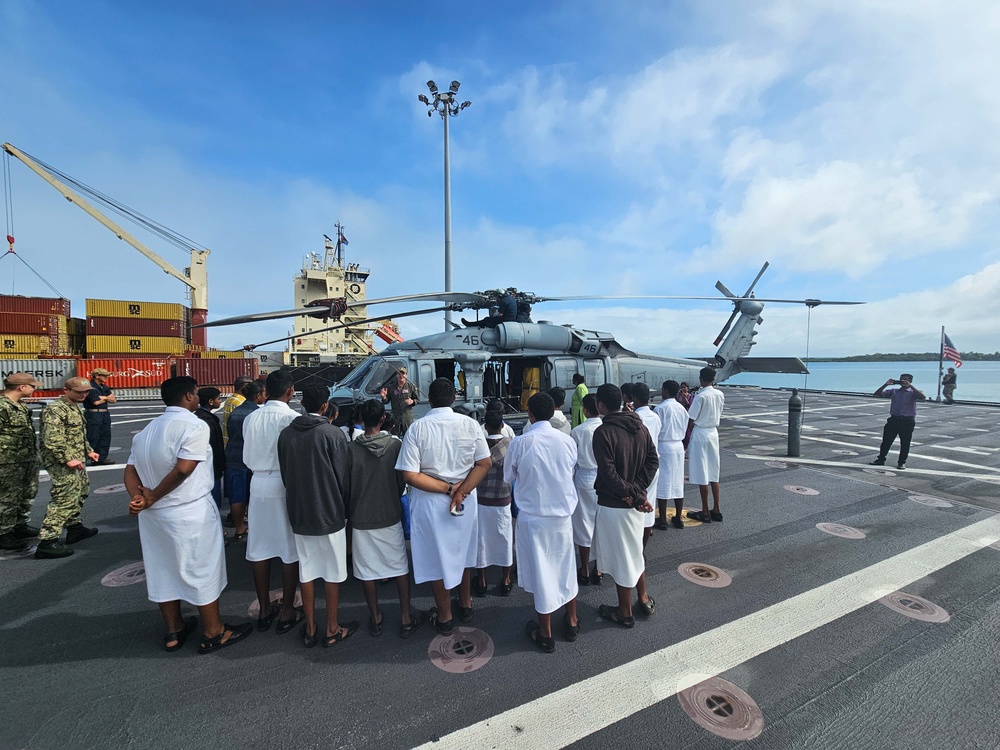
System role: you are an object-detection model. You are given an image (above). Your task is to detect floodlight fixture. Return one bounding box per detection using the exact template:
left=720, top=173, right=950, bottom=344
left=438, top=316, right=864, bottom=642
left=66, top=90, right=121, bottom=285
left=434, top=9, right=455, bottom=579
left=449, top=81, right=461, bottom=93
left=426, top=80, right=438, bottom=94
left=418, top=94, right=430, bottom=105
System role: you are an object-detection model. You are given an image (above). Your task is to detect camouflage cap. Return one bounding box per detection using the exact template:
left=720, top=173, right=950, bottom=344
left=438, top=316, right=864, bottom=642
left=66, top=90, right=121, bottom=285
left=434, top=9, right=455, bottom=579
left=4, top=372, right=43, bottom=388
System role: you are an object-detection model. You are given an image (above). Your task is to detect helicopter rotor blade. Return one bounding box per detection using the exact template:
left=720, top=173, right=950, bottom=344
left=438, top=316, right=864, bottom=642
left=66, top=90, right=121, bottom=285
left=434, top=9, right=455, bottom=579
left=715, top=281, right=737, bottom=298
left=528, top=295, right=862, bottom=305
left=243, top=306, right=449, bottom=350
left=742, top=261, right=770, bottom=297
left=713, top=309, right=741, bottom=347
left=197, top=292, right=489, bottom=328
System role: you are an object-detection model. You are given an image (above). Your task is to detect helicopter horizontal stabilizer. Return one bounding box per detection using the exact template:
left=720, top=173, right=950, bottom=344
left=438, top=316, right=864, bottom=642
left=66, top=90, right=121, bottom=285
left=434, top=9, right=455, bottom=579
left=734, top=357, right=809, bottom=375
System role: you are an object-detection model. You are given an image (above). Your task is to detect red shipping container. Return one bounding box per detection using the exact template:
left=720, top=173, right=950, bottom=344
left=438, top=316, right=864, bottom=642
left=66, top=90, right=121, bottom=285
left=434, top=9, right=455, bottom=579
left=86, top=317, right=185, bottom=337
left=172, top=357, right=258, bottom=386
left=77, top=358, right=172, bottom=388
left=0, top=295, right=72, bottom=316
left=0, top=313, right=63, bottom=334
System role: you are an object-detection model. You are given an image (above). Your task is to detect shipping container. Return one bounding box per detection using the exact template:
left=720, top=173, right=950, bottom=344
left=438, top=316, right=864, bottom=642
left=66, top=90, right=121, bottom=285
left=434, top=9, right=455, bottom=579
left=202, top=350, right=246, bottom=360
left=86, top=317, right=185, bottom=337
left=0, top=359, right=78, bottom=389
left=0, top=295, right=72, bottom=316
left=244, top=350, right=285, bottom=374
left=85, top=335, right=187, bottom=355
left=172, top=357, right=258, bottom=386
left=68, top=317, right=87, bottom=336
left=0, top=313, right=67, bottom=334
left=0, top=333, right=69, bottom=355
left=85, top=299, right=188, bottom=322
left=77, top=358, right=171, bottom=388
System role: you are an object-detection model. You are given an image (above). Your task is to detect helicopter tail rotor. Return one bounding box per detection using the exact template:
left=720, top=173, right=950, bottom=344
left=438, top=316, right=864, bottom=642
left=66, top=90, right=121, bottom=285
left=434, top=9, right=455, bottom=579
left=712, top=261, right=769, bottom=346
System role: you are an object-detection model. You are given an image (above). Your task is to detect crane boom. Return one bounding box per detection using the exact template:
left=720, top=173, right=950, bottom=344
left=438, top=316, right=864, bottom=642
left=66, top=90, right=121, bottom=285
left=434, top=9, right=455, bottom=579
left=1, top=142, right=209, bottom=314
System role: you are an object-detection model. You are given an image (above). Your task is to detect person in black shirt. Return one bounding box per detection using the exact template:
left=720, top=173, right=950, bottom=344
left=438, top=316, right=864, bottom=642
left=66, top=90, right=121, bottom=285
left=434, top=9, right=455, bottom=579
left=84, top=367, right=117, bottom=465
left=195, top=387, right=226, bottom=511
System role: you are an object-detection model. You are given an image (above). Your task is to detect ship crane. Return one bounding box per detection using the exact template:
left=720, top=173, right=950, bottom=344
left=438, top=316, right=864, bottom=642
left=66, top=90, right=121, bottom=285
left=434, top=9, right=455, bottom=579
left=1, top=142, right=210, bottom=347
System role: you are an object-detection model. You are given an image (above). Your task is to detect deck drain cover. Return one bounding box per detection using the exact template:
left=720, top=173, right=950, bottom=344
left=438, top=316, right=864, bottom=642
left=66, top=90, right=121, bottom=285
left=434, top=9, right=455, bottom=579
left=862, top=468, right=896, bottom=477
left=247, top=589, right=304, bottom=617
left=678, top=675, right=764, bottom=740
left=678, top=563, right=732, bottom=588
left=765, top=461, right=790, bottom=469
left=879, top=591, right=950, bottom=623
left=101, top=561, right=146, bottom=587
left=783, top=485, right=819, bottom=496
left=909, top=495, right=953, bottom=508
left=94, top=484, right=127, bottom=495
left=428, top=627, right=494, bottom=673
left=816, top=523, right=865, bottom=539
left=832, top=449, right=859, bottom=456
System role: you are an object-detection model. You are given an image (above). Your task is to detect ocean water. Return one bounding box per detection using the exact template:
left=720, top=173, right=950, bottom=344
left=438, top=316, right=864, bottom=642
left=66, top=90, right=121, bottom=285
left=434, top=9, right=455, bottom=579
left=725, top=360, right=1000, bottom=404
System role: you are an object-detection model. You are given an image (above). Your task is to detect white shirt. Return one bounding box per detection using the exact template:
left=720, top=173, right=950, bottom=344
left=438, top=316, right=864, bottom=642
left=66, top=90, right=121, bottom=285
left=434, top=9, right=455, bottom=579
left=504, top=420, right=578, bottom=518
left=128, top=406, right=213, bottom=510
left=520, top=410, right=571, bottom=436
left=482, top=422, right=516, bottom=440
left=242, top=400, right=298, bottom=472
left=572, top=417, right=602, bottom=472
left=689, top=386, right=725, bottom=429
left=396, top=407, right=491, bottom=483
left=655, top=398, right=688, bottom=442
left=341, top=424, right=364, bottom=441
left=635, top=405, right=662, bottom=447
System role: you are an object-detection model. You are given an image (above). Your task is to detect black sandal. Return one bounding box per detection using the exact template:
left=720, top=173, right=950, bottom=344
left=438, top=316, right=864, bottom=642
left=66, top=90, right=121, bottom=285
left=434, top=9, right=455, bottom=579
left=577, top=569, right=591, bottom=586
left=323, top=621, right=358, bottom=647
left=369, top=613, right=383, bottom=637
left=563, top=616, right=580, bottom=643
left=198, top=622, right=253, bottom=655
left=302, top=623, right=317, bottom=649
left=164, top=616, right=197, bottom=652
left=636, top=595, right=656, bottom=618
left=497, top=579, right=514, bottom=597
left=276, top=610, right=303, bottom=635
left=452, top=598, right=473, bottom=623
left=686, top=510, right=712, bottom=523
left=400, top=610, right=426, bottom=639
left=256, top=605, right=279, bottom=632
left=590, top=570, right=604, bottom=586
left=598, top=604, right=635, bottom=629
left=428, top=607, right=454, bottom=634
left=525, top=620, right=555, bottom=653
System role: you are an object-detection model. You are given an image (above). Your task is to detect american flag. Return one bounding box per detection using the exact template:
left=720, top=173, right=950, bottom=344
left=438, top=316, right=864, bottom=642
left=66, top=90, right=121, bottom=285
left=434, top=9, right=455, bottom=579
left=943, top=333, right=962, bottom=368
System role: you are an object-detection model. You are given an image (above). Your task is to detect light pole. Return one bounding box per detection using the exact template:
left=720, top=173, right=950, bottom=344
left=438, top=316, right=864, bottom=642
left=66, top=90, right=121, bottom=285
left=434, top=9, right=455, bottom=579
left=419, top=80, right=471, bottom=330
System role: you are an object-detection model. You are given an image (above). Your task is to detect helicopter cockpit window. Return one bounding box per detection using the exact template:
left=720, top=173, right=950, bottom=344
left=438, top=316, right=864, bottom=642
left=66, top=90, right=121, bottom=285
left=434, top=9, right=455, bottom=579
left=336, top=357, right=375, bottom=389
left=364, top=359, right=407, bottom=396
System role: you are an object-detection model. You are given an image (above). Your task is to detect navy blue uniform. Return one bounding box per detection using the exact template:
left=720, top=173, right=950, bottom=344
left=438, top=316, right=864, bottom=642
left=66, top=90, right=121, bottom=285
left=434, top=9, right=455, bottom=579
left=84, top=383, right=113, bottom=462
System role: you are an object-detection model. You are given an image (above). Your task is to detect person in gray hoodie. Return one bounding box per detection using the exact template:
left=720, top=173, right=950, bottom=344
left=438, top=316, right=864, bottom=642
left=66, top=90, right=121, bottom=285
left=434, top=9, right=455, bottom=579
left=348, top=399, right=425, bottom=639
left=277, top=384, right=357, bottom=648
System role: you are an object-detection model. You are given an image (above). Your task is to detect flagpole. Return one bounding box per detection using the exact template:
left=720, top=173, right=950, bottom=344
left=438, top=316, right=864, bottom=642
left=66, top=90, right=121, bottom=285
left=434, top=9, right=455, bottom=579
left=936, top=325, right=945, bottom=402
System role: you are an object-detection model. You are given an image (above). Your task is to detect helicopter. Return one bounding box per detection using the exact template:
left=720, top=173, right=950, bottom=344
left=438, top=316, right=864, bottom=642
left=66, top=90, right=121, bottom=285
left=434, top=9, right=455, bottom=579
left=198, top=262, right=861, bottom=422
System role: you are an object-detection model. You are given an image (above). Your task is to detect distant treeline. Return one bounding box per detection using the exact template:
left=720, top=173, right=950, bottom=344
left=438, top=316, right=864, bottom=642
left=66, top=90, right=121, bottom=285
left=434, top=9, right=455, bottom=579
left=806, top=352, right=999, bottom=362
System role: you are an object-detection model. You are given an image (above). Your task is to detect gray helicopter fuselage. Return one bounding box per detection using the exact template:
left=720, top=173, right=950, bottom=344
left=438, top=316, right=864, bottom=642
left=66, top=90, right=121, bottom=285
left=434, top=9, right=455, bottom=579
left=327, top=321, right=713, bottom=420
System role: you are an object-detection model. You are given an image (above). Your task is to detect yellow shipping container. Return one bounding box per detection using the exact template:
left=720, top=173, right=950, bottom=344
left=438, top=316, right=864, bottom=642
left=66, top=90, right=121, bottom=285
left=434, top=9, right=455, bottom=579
left=85, top=335, right=187, bottom=355
left=85, top=299, right=188, bottom=322
left=204, top=350, right=246, bottom=359
left=0, top=333, right=62, bottom=355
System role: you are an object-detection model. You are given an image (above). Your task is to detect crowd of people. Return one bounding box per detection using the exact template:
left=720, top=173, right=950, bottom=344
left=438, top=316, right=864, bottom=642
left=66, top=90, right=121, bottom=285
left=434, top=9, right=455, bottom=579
left=0, top=364, right=727, bottom=655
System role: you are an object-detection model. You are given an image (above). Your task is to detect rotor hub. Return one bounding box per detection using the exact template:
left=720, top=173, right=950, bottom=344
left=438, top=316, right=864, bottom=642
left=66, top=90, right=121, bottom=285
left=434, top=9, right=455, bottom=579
left=305, top=297, right=349, bottom=320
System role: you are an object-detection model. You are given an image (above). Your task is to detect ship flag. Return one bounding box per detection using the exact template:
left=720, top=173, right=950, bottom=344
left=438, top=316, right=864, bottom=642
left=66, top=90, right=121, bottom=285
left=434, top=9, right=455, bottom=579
left=943, top=333, right=962, bottom=368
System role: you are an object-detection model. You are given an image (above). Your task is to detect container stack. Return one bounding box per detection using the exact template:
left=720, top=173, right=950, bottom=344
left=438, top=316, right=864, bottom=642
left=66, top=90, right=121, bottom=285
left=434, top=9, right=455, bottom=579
left=172, top=357, right=258, bottom=387
left=85, top=298, right=190, bottom=357
left=0, top=295, right=72, bottom=358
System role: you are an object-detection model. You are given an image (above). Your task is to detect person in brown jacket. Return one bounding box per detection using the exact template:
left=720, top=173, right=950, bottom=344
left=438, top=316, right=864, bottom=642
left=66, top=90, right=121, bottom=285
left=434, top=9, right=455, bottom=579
left=592, top=383, right=658, bottom=628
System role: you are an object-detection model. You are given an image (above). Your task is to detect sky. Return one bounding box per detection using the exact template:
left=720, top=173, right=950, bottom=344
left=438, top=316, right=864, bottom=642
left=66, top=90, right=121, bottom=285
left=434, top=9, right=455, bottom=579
left=2, top=0, right=998, bottom=359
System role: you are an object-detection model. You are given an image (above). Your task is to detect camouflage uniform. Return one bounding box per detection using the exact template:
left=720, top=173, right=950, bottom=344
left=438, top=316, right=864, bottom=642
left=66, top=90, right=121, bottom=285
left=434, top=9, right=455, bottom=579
left=0, top=394, right=40, bottom=535
left=38, top=397, right=92, bottom=542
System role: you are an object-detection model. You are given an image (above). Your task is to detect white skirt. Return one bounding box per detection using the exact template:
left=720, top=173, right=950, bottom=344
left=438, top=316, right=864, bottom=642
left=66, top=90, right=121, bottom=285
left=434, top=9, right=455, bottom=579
left=476, top=504, right=513, bottom=568
left=138, top=496, right=227, bottom=606
left=593, top=505, right=645, bottom=589
left=294, top=528, right=347, bottom=583
left=409, top=487, right=479, bottom=589
left=688, top=426, right=720, bottom=485
left=353, top=522, right=409, bottom=581
left=642, top=469, right=659, bottom=529
left=657, top=440, right=685, bottom=499
left=246, top=472, right=299, bottom=564
left=515, top=511, right=578, bottom=615
left=572, top=469, right=599, bottom=548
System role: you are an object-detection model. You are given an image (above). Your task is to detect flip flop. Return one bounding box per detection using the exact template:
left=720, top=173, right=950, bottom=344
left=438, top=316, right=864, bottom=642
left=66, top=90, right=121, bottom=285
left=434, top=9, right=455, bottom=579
left=164, top=616, right=197, bottom=652
left=276, top=610, right=303, bottom=635
left=323, top=621, right=358, bottom=647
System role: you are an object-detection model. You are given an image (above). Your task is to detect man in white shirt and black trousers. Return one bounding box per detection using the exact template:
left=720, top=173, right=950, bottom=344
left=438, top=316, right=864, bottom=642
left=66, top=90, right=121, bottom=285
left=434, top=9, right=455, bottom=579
left=505, top=391, right=580, bottom=653
left=126, top=376, right=253, bottom=654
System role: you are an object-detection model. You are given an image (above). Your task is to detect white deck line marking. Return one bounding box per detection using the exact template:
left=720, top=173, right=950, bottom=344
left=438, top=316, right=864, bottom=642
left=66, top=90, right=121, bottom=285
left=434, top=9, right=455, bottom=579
left=927, top=445, right=992, bottom=456
left=745, top=428, right=1000, bottom=474
left=413, top=515, right=1000, bottom=750
left=735, top=453, right=1000, bottom=482
left=731, top=403, right=873, bottom=419
left=40, top=464, right=123, bottom=478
